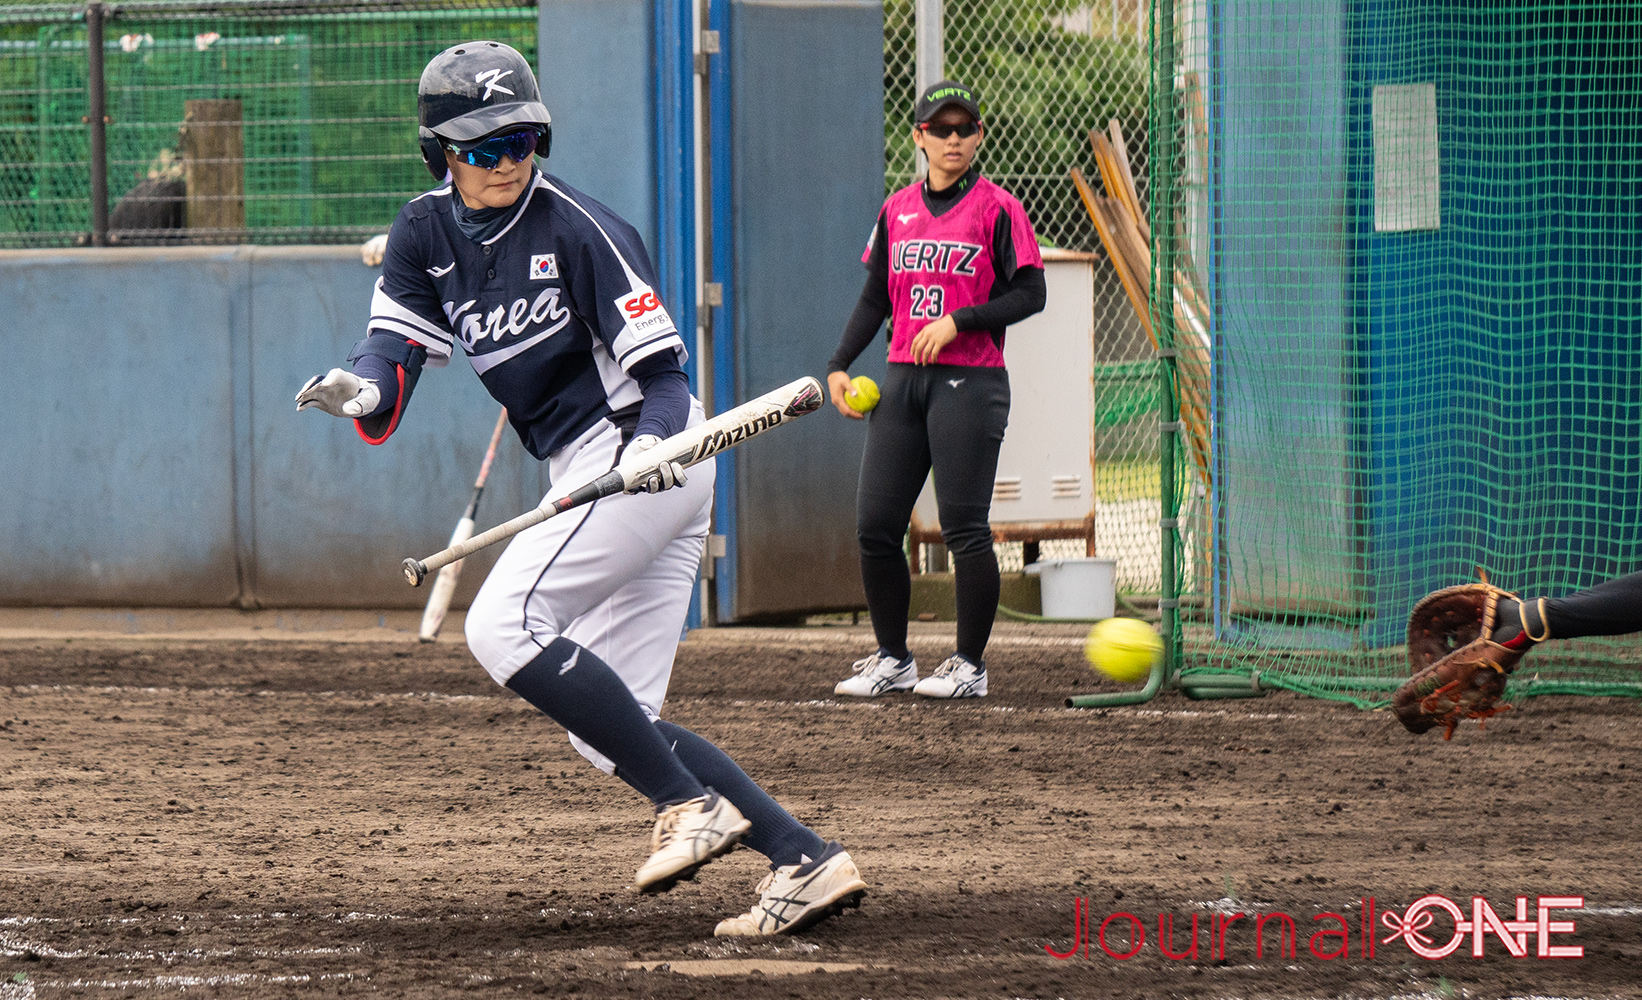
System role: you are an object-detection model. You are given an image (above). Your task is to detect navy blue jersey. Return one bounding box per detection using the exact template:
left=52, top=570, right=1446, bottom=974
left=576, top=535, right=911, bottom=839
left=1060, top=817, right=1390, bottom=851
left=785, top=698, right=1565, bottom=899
left=370, top=169, right=687, bottom=459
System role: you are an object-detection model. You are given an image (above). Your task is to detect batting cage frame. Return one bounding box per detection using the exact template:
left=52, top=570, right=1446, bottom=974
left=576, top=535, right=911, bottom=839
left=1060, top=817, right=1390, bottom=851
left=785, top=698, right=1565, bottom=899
left=1073, top=0, right=1642, bottom=710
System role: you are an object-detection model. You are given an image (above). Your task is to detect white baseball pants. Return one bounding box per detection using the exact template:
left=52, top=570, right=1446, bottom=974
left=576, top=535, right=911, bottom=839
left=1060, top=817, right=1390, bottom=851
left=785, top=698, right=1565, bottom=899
left=465, top=404, right=714, bottom=773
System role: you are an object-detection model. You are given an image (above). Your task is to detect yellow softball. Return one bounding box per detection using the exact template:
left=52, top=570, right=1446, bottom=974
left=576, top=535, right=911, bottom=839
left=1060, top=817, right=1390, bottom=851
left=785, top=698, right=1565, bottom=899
left=1084, top=617, right=1163, bottom=683
left=844, top=375, right=880, bottom=413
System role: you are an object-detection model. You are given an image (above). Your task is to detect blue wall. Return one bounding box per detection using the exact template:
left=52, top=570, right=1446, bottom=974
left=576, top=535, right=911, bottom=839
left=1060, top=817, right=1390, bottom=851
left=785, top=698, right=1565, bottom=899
left=0, top=246, right=545, bottom=607
left=0, top=3, right=888, bottom=616
left=537, top=0, right=657, bottom=252
left=717, top=0, right=885, bottom=619
left=540, top=0, right=886, bottom=621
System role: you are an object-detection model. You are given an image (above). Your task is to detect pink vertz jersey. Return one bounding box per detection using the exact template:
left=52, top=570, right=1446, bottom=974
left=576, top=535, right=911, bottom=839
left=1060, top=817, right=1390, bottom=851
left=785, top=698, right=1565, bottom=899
left=866, top=176, right=1042, bottom=367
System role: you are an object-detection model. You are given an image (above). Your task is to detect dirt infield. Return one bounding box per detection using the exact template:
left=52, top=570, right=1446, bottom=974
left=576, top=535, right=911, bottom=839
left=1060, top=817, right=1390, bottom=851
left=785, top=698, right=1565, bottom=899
left=1, top=622, right=1638, bottom=999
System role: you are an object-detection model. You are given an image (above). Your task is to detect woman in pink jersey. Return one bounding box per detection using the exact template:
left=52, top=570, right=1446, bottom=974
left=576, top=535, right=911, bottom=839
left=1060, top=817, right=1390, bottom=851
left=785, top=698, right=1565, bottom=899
left=827, top=80, right=1046, bottom=699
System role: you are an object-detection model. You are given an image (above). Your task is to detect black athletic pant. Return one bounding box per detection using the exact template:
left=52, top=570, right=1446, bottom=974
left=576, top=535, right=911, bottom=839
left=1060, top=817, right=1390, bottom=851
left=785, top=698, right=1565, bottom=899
left=857, top=363, right=1010, bottom=664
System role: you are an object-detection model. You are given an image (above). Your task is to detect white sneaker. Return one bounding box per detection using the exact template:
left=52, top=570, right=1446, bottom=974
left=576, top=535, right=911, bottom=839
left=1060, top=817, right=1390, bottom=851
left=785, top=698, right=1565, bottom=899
left=912, top=654, right=988, bottom=698
left=833, top=650, right=918, bottom=697
left=713, top=842, right=868, bottom=937
left=634, top=790, right=751, bottom=893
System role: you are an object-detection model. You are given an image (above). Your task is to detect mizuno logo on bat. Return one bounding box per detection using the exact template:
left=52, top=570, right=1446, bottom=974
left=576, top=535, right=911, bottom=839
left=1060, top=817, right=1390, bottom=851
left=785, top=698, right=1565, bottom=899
left=688, top=408, right=786, bottom=462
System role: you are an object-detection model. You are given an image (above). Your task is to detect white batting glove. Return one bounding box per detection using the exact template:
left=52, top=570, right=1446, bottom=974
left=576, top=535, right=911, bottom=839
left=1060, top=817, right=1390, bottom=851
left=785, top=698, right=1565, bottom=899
left=622, top=433, right=687, bottom=494
left=360, top=233, right=388, bottom=267
left=295, top=368, right=381, bottom=418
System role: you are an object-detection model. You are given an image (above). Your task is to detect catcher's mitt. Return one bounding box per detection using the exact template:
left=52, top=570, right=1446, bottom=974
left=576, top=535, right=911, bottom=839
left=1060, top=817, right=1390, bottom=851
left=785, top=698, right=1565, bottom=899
left=1393, top=569, right=1530, bottom=739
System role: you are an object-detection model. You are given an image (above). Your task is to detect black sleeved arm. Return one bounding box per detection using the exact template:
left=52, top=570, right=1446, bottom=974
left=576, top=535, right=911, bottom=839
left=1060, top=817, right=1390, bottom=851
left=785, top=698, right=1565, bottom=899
left=950, top=265, right=1046, bottom=332
left=949, top=208, right=1046, bottom=332
left=827, top=214, right=892, bottom=374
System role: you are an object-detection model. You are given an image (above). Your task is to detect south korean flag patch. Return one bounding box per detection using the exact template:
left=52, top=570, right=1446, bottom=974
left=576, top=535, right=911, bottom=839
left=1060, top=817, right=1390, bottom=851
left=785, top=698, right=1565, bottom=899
left=530, top=253, right=558, bottom=280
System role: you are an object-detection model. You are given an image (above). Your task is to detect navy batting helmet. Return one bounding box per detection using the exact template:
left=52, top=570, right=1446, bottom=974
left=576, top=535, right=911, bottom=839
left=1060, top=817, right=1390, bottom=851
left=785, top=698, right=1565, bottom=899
left=417, top=41, right=553, bottom=180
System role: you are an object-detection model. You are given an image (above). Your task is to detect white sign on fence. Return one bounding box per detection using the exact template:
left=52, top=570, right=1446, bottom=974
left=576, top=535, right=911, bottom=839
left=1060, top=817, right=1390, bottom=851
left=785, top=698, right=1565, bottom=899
left=1373, top=82, right=1441, bottom=232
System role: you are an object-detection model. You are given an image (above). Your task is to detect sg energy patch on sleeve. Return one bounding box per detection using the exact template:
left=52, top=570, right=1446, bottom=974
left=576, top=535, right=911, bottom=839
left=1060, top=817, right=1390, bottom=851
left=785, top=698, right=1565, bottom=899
left=614, top=282, right=678, bottom=345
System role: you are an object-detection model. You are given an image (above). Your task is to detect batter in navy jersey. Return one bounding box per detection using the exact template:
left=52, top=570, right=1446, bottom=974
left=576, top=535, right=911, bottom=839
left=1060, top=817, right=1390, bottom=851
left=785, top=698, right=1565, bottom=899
left=828, top=80, right=1046, bottom=701
left=296, top=41, right=865, bottom=937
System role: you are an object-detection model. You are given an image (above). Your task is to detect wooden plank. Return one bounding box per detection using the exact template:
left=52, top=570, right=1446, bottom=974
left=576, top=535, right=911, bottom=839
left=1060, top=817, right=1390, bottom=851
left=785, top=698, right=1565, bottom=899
left=1107, top=118, right=1151, bottom=242
left=182, top=99, right=245, bottom=235
left=1088, top=132, right=1135, bottom=234
left=1072, top=167, right=1151, bottom=341
left=1073, top=168, right=1211, bottom=487
left=1097, top=195, right=1151, bottom=301
left=1088, top=136, right=1152, bottom=296
left=1106, top=194, right=1153, bottom=298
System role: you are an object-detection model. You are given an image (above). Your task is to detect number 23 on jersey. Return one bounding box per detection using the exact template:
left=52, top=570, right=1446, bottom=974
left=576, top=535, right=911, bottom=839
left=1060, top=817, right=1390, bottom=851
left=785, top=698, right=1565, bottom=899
left=909, top=284, right=945, bottom=319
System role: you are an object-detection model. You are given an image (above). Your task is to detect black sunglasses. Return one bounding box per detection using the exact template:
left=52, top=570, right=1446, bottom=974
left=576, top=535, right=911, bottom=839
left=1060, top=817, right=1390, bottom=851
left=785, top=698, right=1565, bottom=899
left=919, top=121, right=980, bottom=139
left=446, top=128, right=541, bottom=169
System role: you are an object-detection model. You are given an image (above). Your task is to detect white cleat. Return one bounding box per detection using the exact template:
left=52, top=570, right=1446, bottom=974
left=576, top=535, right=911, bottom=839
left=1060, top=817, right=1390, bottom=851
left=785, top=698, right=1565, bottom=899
left=833, top=650, right=918, bottom=697
left=912, top=654, right=988, bottom=698
left=713, top=842, right=868, bottom=937
left=634, top=790, right=751, bottom=893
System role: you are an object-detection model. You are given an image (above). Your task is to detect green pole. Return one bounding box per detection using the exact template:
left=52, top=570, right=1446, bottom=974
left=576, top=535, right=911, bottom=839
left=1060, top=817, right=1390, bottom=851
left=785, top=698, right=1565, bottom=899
left=1179, top=673, right=1404, bottom=691
left=1066, top=655, right=1166, bottom=708
left=1065, top=0, right=1179, bottom=712
left=1154, top=0, right=1184, bottom=688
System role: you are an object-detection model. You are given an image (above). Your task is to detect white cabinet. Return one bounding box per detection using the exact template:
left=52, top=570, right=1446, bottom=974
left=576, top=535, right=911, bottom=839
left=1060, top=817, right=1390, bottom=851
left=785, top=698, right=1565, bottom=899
left=913, top=249, right=1098, bottom=550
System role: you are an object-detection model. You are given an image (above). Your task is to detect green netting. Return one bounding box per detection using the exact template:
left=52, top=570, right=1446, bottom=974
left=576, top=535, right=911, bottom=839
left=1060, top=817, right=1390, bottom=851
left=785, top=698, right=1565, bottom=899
left=1151, top=0, right=1642, bottom=707
left=1095, top=359, right=1159, bottom=436
left=0, top=1, right=537, bottom=246
left=0, top=10, right=84, bottom=239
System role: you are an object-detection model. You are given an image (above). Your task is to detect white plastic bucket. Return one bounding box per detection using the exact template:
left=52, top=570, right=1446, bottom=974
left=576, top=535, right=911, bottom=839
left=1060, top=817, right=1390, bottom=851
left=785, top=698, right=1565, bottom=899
left=1024, top=557, right=1117, bottom=620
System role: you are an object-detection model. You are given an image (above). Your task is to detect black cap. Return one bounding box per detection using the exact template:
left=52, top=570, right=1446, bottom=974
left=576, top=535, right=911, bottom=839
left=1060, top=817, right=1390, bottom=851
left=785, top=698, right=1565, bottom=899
left=914, top=80, right=982, bottom=124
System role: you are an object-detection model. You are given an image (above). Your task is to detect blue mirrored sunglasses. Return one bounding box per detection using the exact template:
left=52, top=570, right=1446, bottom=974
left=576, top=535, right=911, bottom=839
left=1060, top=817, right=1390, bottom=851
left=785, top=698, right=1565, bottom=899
left=446, top=129, right=541, bottom=169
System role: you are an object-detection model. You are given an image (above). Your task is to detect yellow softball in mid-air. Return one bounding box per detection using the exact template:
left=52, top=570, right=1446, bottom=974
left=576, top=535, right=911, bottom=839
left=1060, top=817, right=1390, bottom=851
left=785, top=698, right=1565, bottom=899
left=844, top=375, right=880, bottom=413
left=1084, top=617, right=1163, bottom=683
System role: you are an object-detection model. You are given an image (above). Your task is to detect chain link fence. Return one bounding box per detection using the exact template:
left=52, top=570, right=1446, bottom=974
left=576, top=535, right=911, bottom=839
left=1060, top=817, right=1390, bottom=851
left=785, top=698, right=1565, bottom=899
left=884, top=0, right=1160, bottom=599
left=0, top=0, right=536, bottom=247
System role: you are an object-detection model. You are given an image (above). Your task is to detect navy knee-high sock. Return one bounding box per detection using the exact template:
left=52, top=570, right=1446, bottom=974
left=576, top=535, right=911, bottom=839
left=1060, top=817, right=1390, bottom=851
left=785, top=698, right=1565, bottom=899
left=653, top=720, right=827, bottom=867
left=505, top=637, right=704, bottom=808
